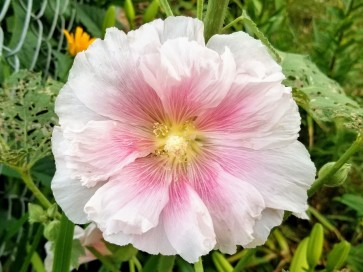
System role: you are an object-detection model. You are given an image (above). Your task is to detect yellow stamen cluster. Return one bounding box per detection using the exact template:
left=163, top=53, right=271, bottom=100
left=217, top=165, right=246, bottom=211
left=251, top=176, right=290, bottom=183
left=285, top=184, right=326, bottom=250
left=153, top=121, right=199, bottom=163
left=63, top=27, right=96, bottom=57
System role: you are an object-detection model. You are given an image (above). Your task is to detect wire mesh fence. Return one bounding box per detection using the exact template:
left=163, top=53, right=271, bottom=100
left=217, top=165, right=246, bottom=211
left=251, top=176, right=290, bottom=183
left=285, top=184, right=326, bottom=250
left=0, top=0, right=77, bottom=79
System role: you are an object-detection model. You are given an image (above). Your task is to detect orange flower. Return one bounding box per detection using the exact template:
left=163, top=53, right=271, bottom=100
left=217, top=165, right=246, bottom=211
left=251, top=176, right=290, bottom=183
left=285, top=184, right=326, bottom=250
left=63, top=27, right=96, bottom=56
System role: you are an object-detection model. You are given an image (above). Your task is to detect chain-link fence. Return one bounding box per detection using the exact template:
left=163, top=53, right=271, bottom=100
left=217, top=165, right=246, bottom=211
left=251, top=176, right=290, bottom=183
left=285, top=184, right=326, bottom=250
left=0, top=0, right=78, bottom=79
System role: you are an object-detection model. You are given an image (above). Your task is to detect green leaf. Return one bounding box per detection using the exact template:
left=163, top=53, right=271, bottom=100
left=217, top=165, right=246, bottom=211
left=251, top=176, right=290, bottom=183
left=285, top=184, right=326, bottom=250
left=0, top=70, right=62, bottom=168
left=175, top=257, right=194, bottom=272
left=347, top=243, right=363, bottom=271
left=107, top=243, right=138, bottom=262
left=335, top=194, right=363, bottom=217
left=74, top=3, right=105, bottom=37
left=158, top=255, right=175, bottom=272
left=281, top=52, right=363, bottom=132
left=52, top=214, right=75, bottom=272
left=143, top=255, right=161, bottom=272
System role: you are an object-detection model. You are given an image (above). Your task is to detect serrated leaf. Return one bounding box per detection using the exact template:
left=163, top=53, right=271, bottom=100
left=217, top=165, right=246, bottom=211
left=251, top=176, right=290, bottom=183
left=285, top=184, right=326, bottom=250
left=281, top=52, right=363, bottom=132
left=0, top=70, right=62, bottom=168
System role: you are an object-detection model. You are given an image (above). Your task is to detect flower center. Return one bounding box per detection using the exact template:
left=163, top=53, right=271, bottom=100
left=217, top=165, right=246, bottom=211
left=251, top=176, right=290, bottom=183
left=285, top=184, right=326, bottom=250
left=164, top=135, right=188, bottom=160
left=152, top=121, right=200, bottom=163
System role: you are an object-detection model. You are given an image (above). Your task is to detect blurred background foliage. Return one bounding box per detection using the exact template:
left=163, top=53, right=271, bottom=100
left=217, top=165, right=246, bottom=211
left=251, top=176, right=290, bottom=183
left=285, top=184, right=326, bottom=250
left=1, top=0, right=363, bottom=271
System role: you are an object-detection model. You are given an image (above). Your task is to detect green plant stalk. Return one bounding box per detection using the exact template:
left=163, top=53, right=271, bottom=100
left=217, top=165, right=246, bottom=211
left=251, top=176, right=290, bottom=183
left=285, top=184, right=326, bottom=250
left=308, top=206, right=343, bottom=240
left=308, top=134, right=363, bottom=197
left=129, top=259, right=136, bottom=272
left=87, top=246, right=120, bottom=272
left=21, top=170, right=52, bottom=209
left=160, top=0, right=174, bottom=16
left=203, top=0, right=230, bottom=41
left=233, top=248, right=257, bottom=272
left=52, top=214, right=74, bottom=272
left=19, top=224, right=44, bottom=272
left=197, top=0, right=204, bottom=20
left=307, top=115, right=314, bottom=149
left=132, top=256, right=142, bottom=272
left=194, top=257, right=204, bottom=272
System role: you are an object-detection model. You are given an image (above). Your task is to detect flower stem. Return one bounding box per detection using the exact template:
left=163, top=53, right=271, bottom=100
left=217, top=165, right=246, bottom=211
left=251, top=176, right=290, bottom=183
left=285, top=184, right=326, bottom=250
left=160, top=0, right=174, bottom=16
left=20, top=169, right=52, bottom=209
left=203, top=0, right=230, bottom=41
left=194, top=257, right=204, bottom=272
left=197, top=0, right=204, bottom=20
left=308, top=134, right=363, bottom=197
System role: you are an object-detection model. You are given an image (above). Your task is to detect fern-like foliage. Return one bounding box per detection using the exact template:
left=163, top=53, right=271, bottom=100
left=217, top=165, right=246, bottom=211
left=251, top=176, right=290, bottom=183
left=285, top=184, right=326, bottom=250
left=0, top=70, right=62, bottom=169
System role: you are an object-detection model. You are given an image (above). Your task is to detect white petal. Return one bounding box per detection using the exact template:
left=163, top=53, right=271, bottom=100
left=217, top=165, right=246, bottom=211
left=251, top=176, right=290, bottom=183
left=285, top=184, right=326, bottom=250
left=211, top=141, right=316, bottom=214
left=69, top=28, right=165, bottom=125
left=84, top=158, right=170, bottom=235
left=161, top=16, right=205, bottom=45
left=197, top=82, right=300, bottom=150
left=55, top=83, right=107, bottom=129
left=207, top=32, right=281, bottom=79
left=104, top=216, right=177, bottom=256
left=61, top=120, right=152, bottom=187
left=245, top=209, right=284, bottom=248
left=140, top=37, right=236, bottom=121
left=51, top=127, right=102, bottom=224
left=191, top=163, right=265, bottom=254
left=163, top=182, right=216, bottom=263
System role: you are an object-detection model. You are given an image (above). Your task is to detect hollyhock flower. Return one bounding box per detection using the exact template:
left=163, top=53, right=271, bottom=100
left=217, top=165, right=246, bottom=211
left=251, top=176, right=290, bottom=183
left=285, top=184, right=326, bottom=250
left=63, top=27, right=96, bottom=56
left=52, top=16, right=316, bottom=262
left=44, top=223, right=111, bottom=271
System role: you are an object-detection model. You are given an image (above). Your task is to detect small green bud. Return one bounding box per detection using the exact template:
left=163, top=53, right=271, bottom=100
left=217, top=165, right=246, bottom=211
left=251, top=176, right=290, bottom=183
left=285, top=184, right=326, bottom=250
left=102, top=5, right=116, bottom=37
left=44, top=220, right=60, bottom=242
left=326, top=240, right=351, bottom=272
left=46, top=204, right=58, bottom=219
left=307, top=223, right=324, bottom=268
left=318, top=162, right=351, bottom=187
left=290, top=237, right=309, bottom=272
left=143, top=0, right=160, bottom=23
left=28, top=203, right=47, bottom=224
left=124, top=0, right=135, bottom=23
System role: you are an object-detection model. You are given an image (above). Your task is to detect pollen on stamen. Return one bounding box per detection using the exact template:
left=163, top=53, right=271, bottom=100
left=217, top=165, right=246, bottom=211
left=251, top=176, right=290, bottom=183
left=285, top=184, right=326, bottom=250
left=153, top=122, right=169, bottom=137
left=164, top=135, right=189, bottom=161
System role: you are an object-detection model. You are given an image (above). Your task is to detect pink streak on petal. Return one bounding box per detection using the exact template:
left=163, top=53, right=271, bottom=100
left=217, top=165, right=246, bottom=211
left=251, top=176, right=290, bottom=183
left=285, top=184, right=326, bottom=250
left=196, top=81, right=300, bottom=149
left=140, top=38, right=236, bottom=123
left=163, top=180, right=216, bottom=263
left=205, top=141, right=316, bottom=214
left=62, top=120, right=153, bottom=188
left=189, top=161, right=265, bottom=253
left=85, top=157, right=171, bottom=235
left=68, top=28, right=166, bottom=126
